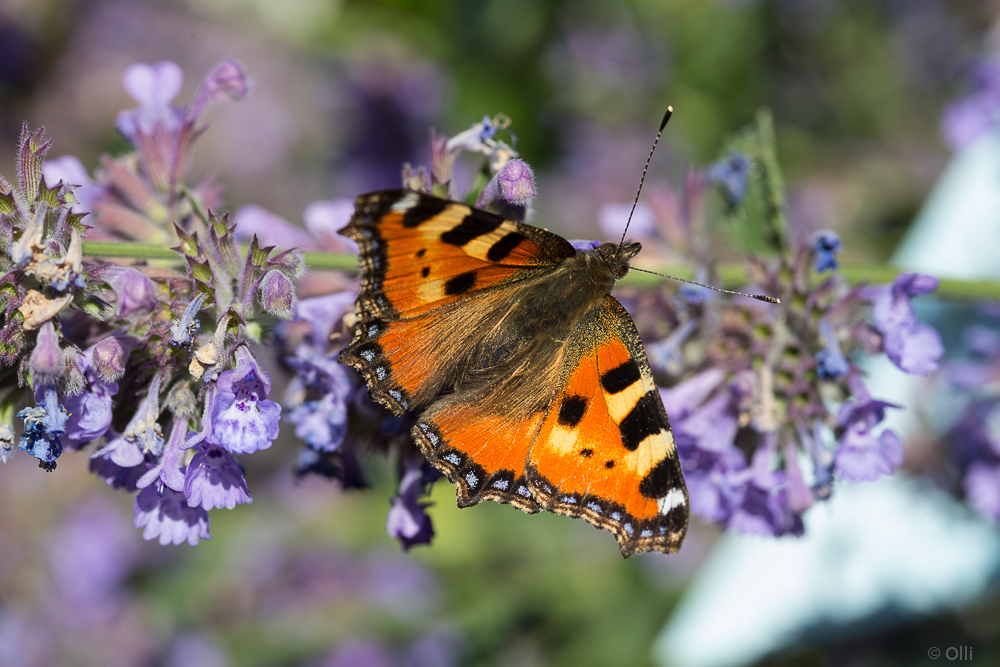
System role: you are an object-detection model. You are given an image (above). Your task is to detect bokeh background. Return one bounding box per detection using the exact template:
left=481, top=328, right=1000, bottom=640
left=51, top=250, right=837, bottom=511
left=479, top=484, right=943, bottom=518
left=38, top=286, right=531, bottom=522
left=1, top=1, right=999, bottom=666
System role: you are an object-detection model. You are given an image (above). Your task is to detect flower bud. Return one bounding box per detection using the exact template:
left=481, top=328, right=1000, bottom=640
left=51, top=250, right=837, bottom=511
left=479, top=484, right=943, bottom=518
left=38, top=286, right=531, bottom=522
left=259, top=270, right=294, bottom=317
left=496, top=158, right=535, bottom=205
left=93, top=336, right=128, bottom=382
left=103, top=266, right=159, bottom=317
left=29, top=321, right=62, bottom=383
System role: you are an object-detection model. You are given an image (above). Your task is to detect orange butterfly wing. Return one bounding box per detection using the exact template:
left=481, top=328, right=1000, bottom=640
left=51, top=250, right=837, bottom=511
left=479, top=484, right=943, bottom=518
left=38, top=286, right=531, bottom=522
left=527, top=296, right=688, bottom=556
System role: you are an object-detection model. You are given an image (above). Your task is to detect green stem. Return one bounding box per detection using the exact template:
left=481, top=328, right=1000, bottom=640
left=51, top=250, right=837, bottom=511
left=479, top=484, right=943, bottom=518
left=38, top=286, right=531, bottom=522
left=82, top=241, right=1000, bottom=301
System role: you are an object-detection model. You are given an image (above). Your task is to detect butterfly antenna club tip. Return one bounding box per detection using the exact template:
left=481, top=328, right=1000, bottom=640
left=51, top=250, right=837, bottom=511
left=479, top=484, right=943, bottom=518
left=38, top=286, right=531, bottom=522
left=619, top=108, right=674, bottom=247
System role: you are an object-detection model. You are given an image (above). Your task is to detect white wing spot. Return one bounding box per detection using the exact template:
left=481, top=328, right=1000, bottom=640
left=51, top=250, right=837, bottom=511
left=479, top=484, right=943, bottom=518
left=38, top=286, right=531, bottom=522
left=391, top=192, right=420, bottom=212
left=517, top=485, right=531, bottom=497
left=561, top=496, right=577, bottom=505
left=465, top=471, right=479, bottom=487
left=360, top=350, right=375, bottom=362
left=375, top=366, right=387, bottom=380
left=587, top=502, right=603, bottom=513
left=624, top=523, right=634, bottom=536
left=657, top=488, right=687, bottom=515
left=492, top=479, right=509, bottom=490
left=611, top=512, right=622, bottom=521
left=641, top=529, right=653, bottom=538
left=444, top=453, right=461, bottom=465
left=367, top=325, right=378, bottom=337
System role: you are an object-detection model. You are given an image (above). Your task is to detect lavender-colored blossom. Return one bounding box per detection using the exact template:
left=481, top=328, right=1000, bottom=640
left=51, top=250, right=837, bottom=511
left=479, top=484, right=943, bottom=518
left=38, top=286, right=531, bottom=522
left=387, top=459, right=436, bottom=551
left=89, top=437, right=148, bottom=490
left=812, top=230, right=843, bottom=272
left=136, top=417, right=188, bottom=493
left=133, top=485, right=211, bottom=546
left=42, top=155, right=99, bottom=214
left=304, top=199, right=359, bottom=253
left=834, top=398, right=903, bottom=481
left=63, top=350, right=118, bottom=449
left=211, top=352, right=281, bottom=454
left=569, top=239, right=602, bottom=252
left=941, top=58, right=1000, bottom=150
left=259, top=269, right=294, bottom=316
left=91, top=336, right=127, bottom=382
left=17, top=387, right=68, bottom=470
left=706, top=151, right=752, bottom=207
left=866, top=273, right=943, bottom=374
left=233, top=205, right=316, bottom=250
left=296, top=292, right=356, bottom=344
left=496, top=158, right=535, bottom=204
left=184, top=444, right=252, bottom=510
left=0, top=424, right=15, bottom=464
left=815, top=318, right=849, bottom=379
left=100, top=266, right=159, bottom=317
left=116, top=61, right=184, bottom=142
left=29, top=320, right=62, bottom=382
left=596, top=201, right=656, bottom=241
left=965, top=462, right=1000, bottom=521
left=185, top=59, right=249, bottom=123
left=726, top=438, right=804, bottom=537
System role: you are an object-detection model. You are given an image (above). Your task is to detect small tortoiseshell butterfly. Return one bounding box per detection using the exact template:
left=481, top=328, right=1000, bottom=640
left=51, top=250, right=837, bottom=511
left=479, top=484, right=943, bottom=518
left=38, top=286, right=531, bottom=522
left=338, top=190, right=689, bottom=556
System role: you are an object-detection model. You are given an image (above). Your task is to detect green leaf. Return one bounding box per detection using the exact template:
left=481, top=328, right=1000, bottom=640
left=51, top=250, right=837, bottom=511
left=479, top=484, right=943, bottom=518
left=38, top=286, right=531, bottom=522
left=713, top=108, right=788, bottom=256
left=173, top=223, right=201, bottom=258
left=186, top=256, right=214, bottom=283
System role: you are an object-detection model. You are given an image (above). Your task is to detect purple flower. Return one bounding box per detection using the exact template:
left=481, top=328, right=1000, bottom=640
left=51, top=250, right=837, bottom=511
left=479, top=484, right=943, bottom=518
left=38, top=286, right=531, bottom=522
left=965, top=462, right=1000, bottom=521
left=259, top=269, right=294, bottom=316
left=725, top=438, right=804, bottom=537
left=116, top=61, right=184, bottom=142
left=133, top=485, right=211, bottom=546
left=304, top=199, right=359, bottom=253
left=88, top=442, right=148, bottom=490
left=233, top=204, right=316, bottom=250
left=17, top=387, right=68, bottom=471
left=570, top=239, right=602, bottom=252
left=184, top=444, right=252, bottom=510
left=136, top=416, right=188, bottom=493
left=185, top=59, right=249, bottom=123
left=596, top=201, right=656, bottom=241
left=834, top=398, right=903, bottom=481
left=285, top=346, right=354, bottom=451
left=100, top=266, right=159, bottom=317
left=29, top=320, right=62, bottom=383
left=706, top=151, right=752, bottom=207
left=211, top=351, right=281, bottom=454
left=386, top=459, right=436, bottom=551
left=815, top=317, right=849, bottom=379
left=941, top=58, right=1000, bottom=150
left=496, top=158, right=536, bottom=205
left=296, top=292, right=356, bottom=344
left=866, top=273, right=944, bottom=375
left=812, top=231, right=842, bottom=272
left=63, top=349, right=119, bottom=449
left=0, top=424, right=14, bottom=464
left=91, top=336, right=128, bottom=382
left=42, top=155, right=100, bottom=214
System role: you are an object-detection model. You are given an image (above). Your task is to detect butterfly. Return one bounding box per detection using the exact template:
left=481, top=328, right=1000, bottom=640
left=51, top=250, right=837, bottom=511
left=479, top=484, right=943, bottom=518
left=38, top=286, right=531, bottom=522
left=338, top=189, right=688, bottom=556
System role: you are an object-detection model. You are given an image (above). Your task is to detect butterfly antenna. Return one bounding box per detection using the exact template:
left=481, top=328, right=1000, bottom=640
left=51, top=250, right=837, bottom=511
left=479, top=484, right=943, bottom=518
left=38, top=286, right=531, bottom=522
left=632, top=267, right=780, bottom=304
left=619, top=107, right=673, bottom=247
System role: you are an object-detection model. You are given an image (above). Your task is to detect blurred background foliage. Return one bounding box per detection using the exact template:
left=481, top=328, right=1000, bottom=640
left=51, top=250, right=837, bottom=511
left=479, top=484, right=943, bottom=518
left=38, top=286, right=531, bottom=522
left=1, top=1, right=998, bottom=666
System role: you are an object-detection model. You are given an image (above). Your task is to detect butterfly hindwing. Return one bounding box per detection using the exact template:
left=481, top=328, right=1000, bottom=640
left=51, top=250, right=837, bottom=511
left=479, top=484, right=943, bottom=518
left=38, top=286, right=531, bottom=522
left=527, top=296, right=688, bottom=556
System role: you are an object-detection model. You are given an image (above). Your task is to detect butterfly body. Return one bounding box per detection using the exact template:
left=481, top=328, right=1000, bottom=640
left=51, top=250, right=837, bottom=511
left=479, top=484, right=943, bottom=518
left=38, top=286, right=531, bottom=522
left=339, top=190, right=688, bottom=556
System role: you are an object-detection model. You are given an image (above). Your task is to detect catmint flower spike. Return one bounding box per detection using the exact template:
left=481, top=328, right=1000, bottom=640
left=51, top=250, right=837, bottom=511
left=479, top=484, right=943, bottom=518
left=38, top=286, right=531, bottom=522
left=29, top=321, right=63, bottom=384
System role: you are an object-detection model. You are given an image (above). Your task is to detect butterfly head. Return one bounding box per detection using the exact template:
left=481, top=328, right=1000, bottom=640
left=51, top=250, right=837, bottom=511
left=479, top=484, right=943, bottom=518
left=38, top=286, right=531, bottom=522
left=593, top=240, right=642, bottom=281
